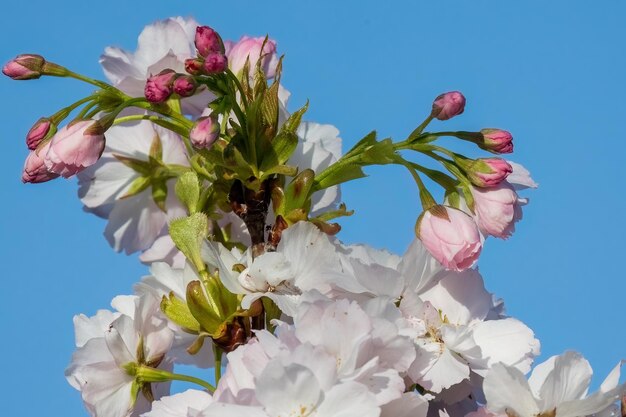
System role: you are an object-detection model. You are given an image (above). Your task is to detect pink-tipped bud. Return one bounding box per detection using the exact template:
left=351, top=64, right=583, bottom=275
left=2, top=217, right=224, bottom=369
left=44, top=120, right=106, bottom=178
left=203, top=53, right=228, bottom=74
left=480, top=129, right=514, bottom=154
left=190, top=115, right=220, bottom=149
left=431, top=91, right=466, bottom=120
left=185, top=58, right=204, bottom=76
left=26, top=117, right=55, bottom=150
left=416, top=205, right=482, bottom=271
left=144, top=69, right=177, bottom=103
left=173, top=75, right=198, bottom=97
left=466, top=158, right=513, bottom=188
left=22, top=141, right=59, bottom=183
left=3, top=54, right=46, bottom=80
left=195, top=26, right=225, bottom=57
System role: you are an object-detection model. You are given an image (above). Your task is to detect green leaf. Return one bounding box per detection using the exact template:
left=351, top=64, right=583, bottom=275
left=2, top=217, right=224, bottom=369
left=262, top=164, right=298, bottom=178
left=175, top=172, right=201, bottom=214
left=160, top=292, right=200, bottom=332
left=169, top=213, right=209, bottom=272
left=259, top=131, right=299, bottom=174
left=261, top=80, right=279, bottom=130
left=346, top=130, right=377, bottom=155
left=360, top=138, right=396, bottom=165
left=119, top=176, right=151, bottom=199
left=113, top=154, right=151, bottom=176
left=280, top=101, right=309, bottom=134
left=282, top=169, right=315, bottom=214
left=313, top=165, right=367, bottom=191
left=313, top=203, right=354, bottom=222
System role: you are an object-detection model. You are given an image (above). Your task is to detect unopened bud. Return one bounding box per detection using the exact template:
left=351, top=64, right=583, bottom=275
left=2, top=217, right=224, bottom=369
left=173, top=75, right=198, bottom=97
left=431, top=91, right=466, bottom=120
left=465, top=158, right=513, bottom=187
left=144, top=69, right=176, bottom=103
left=479, top=129, right=514, bottom=154
left=203, top=53, right=228, bottom=74
left=2, top=54, right=45, bottom=80
left=26, top=117, right=55, bottom=150
left=195, top=26, right=225, bottom=57
left=190, top=115, right=220, bottom=149
left=185, top=58, right=204, bottom=76
left=22, top=141, right=59, bottom=183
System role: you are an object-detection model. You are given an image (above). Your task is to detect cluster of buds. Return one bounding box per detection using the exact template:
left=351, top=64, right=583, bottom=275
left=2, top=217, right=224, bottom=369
left=144, top=69, right=200, bottom=103
left=184, top=26, right=228, bottom=76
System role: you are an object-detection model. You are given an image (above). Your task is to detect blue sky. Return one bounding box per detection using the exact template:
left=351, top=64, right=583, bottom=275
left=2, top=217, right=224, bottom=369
left=1, top=1, right=624, bottom=415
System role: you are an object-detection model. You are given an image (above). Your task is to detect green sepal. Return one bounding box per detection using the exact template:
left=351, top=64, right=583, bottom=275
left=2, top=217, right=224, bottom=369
left=175, top=172, right=201, bottom=214
left=113, top=154, right=152, bottom=176
left=313, top=164, right=367, bottom=191
left=445, top=190, right=461, bottom=209
left=186, top=335, right=207, bottom=355
left=313, top=203, right=354, bottom=222
left=460, top=185, right=476, bottom=213
left=151, top=180, right=168, bottom=212
left=346, top=130, right=377, bottom=155
left=160, top=292, right=201, bottom=333
left=149, top=133, right=163, bottom=161
left=119, top=176, right=151, bottom=199
left=169, top=213, right=209, bottom=272
left=262, top=297, right=282, bottom=333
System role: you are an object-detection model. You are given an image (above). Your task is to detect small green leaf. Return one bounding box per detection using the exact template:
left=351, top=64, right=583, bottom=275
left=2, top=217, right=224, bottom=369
left=113, top=154, right=151, bottom=176
left=313, top=203, right=354, bottom=222
left=313, top=165, right=367, bottom=191
left=282, top=169, right=315, bottom=214
left=160, top=292, right=201, bottom=332
left=346, top=130, right=377, bottom=155
left=149, top=133, right=163, bottom=161
left=186, top=281, right=225, bottom=337
left=169, top=213, right=209, bottom=272
left=280, top=101, right=309, bottom=134
left=175, top=172, right=201, bottom=214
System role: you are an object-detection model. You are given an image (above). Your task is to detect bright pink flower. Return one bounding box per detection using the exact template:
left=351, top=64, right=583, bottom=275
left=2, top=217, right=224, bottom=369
left=227, top=36, right=279, bottom=78
left=203, top=53, right=228, bottom=74
left=431, top=91, right=466, bottom=120
left=173, top=75, right=198, bottom=97
left=468, top=158, right=513, bottom=187
left=44, top=120, right=106, bottom=178
left=144, top=69, right=176, bottom=103
left=194, top=25, right=224, bottom=56
left=417, top=205, right=482, bottom=271
left=184, top=58, right=204, bottom=76
left=2, top=54, right=45, bottom=80
left=26, top=117, right=54, bottom=150
left=471, top=182, right=524, bottom=239
left=22, top=141, right=59, bottom=183
left=190, top=115, right=219, bottom=149
left=480, top=129, right=514, bottom=154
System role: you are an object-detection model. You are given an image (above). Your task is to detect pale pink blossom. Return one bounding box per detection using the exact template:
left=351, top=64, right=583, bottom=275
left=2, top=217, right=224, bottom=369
left=44, top=120, right=106, bottom=178
left=417, top=205, right=482, bottom=271
left=431, top=91, right=466, bottom=120
left=226, top=36, right=279, bottom=78
left=22, top=141, right=59, bottom=183
left=471, top=182, right=524, bottom=239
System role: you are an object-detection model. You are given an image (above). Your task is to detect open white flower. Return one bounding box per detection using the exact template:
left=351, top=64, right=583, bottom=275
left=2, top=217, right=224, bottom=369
left=78, top=121, right=188, bottom=255
left=142, top=389, right=213, bottom=417
left=483, top=351, right=625, bottom=417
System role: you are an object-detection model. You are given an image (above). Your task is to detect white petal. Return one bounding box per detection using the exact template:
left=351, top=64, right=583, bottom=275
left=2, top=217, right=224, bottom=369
left=483, top=362, right=540, bottom=416
left=74, top=310, right=120, bottom=347
left=537, top=351, right=592, bottom=410
left=315, top=382, right=380, bottom=417
left=380, top=392, right=429, bottom=417
left=143, top=389, right=213, bottom=417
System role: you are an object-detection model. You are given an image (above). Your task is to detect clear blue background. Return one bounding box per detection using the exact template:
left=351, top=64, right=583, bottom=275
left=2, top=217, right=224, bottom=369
left=1, top=1, right=624, bottom=415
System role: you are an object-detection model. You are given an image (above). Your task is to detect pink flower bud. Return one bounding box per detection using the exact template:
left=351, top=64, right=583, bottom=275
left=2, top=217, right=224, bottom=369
left=203, top=53, right=228, bottom=74
left=190, top=116, right=220, bottom=149
left=22, top=141, right=59, bottom=183
left=173, top=75, right=198, bottom=97
left=227, top=36, right=279, bottom=78
left=2, top=54, right=45, bottom=80
left=144, top=69, right=177, bottom=103
left=185, top=58, right=204, bottom=76
left=195, top=25, right=225, bottom=57
left=471, top=182, right=524, bottom=239
left=431, top=91, right=466, bottom=120
left=467, top=158, right=513, bottom=187
left=26, top=117, right=55, bottom=150
left=44, top=120, right=106, bottom=178
left=480, top=129, right=513, bottom=154
left=416, top=205, right=482, bottom=271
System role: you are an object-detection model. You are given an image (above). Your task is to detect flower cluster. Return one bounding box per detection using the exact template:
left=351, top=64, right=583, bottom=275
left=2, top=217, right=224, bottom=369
left=5, top=16, right=624, bottom=417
